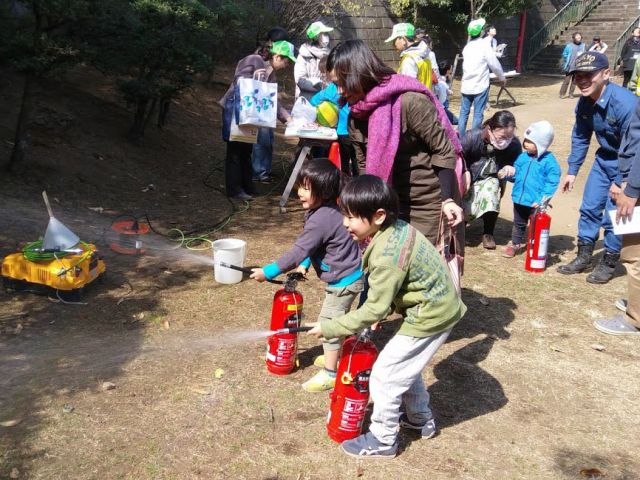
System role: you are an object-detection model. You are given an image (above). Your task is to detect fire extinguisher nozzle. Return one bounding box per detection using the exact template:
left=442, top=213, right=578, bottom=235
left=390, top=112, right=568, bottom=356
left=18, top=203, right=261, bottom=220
left=272, top=326, right=313, bottom=335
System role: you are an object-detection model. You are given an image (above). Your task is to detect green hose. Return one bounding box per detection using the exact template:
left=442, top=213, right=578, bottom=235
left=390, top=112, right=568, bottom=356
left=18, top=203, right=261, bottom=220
left=22, top=240, right=91, bottom=262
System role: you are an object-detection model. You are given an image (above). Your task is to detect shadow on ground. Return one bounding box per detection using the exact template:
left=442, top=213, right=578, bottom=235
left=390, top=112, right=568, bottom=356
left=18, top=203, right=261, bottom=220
left=0, top=193, right=216, bottom=479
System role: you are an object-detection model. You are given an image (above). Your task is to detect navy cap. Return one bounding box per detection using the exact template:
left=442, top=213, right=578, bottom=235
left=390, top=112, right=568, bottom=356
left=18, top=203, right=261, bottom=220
left=571, top=52, right=609, bottom=73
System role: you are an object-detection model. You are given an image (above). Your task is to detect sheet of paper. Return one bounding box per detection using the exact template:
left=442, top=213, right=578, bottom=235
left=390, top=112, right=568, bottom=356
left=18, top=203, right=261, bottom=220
left=608, top=207, right=640, bottom=235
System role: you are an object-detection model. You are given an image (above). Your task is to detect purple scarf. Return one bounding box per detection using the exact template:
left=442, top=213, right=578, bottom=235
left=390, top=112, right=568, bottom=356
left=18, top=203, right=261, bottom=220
left=350, top=74, right=463, bottom=184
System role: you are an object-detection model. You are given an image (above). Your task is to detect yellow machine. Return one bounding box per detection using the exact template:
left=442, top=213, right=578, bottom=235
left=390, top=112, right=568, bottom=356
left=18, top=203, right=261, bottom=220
left=1, top=241, right=106, bottom=300
left=2, top=191, right=106, bottom=300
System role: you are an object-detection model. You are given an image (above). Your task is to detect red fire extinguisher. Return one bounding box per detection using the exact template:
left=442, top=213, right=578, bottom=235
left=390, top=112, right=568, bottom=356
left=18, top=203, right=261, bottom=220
left=327, top=329, right=378, bottom=443
left=266, top=273, right=305, bottom=375
left=525, top=197, right=552, bottom=273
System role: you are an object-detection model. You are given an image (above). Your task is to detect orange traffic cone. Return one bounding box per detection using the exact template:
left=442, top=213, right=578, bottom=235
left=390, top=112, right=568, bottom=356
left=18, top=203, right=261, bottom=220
left=328, top=142, right=341, bottom=170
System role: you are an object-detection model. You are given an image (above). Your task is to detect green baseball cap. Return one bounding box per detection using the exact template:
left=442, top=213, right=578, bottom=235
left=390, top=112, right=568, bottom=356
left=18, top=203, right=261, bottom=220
left=306, top=21, right=333, bottom=39
left=467, top=18, right=486, bottom=37
left=270, top=40, right=296, bottom=62
left=385, top=23, right=415, bottom=43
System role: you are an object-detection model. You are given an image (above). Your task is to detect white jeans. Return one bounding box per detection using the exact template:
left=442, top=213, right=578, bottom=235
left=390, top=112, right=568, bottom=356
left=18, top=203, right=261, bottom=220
left=369, top=329, right=451, bottom=445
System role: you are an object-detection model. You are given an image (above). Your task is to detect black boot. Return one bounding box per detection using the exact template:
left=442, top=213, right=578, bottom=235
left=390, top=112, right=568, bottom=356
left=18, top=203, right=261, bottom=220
left=586, top=251, right=620, bottom=284
left=557, top=241, right=594, bottom=274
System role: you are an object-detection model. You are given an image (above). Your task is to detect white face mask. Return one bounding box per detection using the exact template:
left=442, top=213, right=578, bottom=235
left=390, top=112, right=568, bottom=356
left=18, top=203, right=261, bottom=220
left=488, top=129, right=513, bottom=150
left=318, top=33, right=330, bottom=48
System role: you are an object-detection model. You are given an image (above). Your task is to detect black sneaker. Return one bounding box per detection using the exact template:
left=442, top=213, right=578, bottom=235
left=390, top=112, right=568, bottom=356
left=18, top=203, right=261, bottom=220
left=256, top=175, right=275, bottom=184
left=399, top=413, right=437, bottom=439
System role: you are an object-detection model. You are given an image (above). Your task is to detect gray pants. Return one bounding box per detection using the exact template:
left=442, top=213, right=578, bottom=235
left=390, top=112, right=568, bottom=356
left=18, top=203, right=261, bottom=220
left=319, top=279, right=364, bottom=351
left=369, top=329, right=451, bottom=445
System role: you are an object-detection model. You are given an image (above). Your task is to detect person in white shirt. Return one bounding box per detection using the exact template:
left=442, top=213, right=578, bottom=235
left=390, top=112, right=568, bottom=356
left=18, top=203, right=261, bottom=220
left=458, top=18, right=505, bottom=136
left=484, top=25, right=498, bottom=51
left=422, top=35, right=439, bottom=75
left=588, top=36, right=608, bottom=54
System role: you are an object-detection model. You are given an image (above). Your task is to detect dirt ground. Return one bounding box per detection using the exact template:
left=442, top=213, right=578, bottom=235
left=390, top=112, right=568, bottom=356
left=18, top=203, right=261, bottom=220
left=1, top=69, right=639, bottom=480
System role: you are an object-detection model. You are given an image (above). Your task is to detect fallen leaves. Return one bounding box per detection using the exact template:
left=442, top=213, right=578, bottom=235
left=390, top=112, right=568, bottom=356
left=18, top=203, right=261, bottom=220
left=0, top=418, right=23, bottom=427
left=101, top=382, right=116, bottom=391
left=580, top=467, right=604, bottom=478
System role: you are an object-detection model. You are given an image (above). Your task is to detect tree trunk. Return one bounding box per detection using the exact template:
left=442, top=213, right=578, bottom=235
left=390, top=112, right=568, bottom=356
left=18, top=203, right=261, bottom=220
left=6, top=74, right=35, bottom=171
left=143, top=96, right=158, bottom=131
left=157, top=97, right=170, bottom=129
left=128, top=98, right=149, bottom=141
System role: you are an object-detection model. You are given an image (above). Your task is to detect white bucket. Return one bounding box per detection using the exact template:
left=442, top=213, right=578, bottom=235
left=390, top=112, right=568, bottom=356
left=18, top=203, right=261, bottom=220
left=212, top=239, right=247, bottom=284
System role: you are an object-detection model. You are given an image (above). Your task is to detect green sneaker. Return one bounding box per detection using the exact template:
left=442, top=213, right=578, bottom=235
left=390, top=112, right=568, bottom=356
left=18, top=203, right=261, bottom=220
left=313, top=355, right=325, bottom=368
left=302, top=369, right=335, bottom=392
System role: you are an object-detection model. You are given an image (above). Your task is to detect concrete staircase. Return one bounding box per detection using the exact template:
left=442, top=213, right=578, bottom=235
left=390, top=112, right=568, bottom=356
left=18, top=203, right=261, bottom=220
left=527, top=0, right=636, bottom=73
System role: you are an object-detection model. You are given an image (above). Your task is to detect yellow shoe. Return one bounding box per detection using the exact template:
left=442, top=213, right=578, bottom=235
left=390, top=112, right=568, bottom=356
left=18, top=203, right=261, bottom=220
left=313, top=355, right=325, bottom=368
left=302, top=369, right=335, bottom=392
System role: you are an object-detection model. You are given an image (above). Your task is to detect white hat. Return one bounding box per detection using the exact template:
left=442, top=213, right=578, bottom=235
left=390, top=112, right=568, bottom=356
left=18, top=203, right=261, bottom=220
left=524, top=121, right=555, bottom=158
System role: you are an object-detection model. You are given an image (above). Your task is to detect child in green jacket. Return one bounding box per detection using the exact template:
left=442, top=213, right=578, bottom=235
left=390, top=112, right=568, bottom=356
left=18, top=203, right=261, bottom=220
left=308, top=175, right=466, bottom=459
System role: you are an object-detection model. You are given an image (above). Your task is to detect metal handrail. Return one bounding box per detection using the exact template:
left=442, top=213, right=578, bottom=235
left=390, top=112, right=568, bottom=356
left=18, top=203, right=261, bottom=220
left=525, top=0, right=600, bottom=66
left=612, top=16, right=640, bottom=67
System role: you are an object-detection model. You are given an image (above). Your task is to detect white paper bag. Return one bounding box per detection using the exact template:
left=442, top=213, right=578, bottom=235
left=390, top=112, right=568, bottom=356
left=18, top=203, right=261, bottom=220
left=237, top=77, right=277, bottom=128
left=229, top=116, right=258, bottom=144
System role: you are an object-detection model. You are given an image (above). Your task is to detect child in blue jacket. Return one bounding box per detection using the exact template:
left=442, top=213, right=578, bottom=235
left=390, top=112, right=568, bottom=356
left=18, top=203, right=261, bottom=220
left=310, top=60, right=357, bottom=176
left=498, top=120, right=561, bottom=257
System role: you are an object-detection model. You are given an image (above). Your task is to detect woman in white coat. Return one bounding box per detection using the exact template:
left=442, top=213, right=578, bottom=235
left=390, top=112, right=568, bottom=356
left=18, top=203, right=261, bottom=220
left=294, top=21, right=333, bottom=101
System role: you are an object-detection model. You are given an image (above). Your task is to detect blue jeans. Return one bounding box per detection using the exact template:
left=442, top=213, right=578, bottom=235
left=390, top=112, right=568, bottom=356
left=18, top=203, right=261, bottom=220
left=442, top=99, right=459, bottom=125
left=578, top=156, right=622, bottom=253
left=458, top=87, right=490, bottom=136
left=252, top=128, right=273, bottom=180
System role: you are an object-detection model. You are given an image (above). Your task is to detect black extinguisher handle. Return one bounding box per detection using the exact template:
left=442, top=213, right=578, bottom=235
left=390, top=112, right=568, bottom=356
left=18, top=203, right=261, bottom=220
left=218, top=261, right=285, bottom=284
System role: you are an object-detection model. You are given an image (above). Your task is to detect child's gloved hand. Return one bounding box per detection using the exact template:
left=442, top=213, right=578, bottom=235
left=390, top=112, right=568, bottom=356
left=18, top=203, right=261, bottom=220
left=306, top=322, right=323, bottom=338
left=250, top=268, right=267, bottom=282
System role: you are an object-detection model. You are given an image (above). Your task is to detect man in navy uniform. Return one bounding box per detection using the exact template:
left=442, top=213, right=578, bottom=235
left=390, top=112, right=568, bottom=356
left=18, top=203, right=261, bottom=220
left=557, top=52, right=639, bottom=283
left=594, top=100, right=640, bottom=335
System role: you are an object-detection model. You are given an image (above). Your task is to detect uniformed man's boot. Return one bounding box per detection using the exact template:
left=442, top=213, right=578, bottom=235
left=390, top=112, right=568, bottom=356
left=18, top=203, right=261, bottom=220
left=557, top=241, right=594, bottom=274
left=586, top=251, right=620, bottom=284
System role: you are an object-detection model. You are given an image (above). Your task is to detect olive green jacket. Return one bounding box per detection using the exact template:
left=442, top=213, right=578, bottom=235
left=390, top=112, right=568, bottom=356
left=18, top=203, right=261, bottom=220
left=321, top=220, right=466, bottom=339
